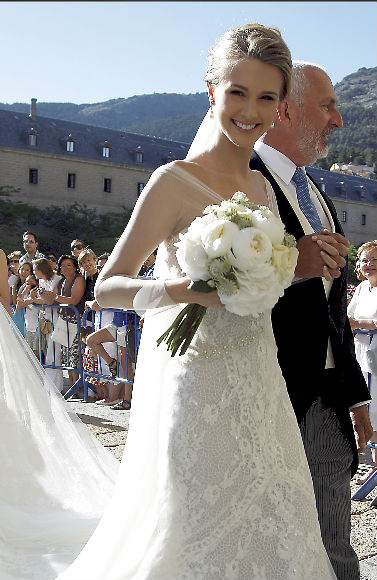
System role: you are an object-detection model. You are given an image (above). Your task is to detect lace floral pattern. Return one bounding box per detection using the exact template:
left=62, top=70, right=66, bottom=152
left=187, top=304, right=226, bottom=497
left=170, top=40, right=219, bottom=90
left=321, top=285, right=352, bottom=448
left=139, top=231, right=336, bottom=579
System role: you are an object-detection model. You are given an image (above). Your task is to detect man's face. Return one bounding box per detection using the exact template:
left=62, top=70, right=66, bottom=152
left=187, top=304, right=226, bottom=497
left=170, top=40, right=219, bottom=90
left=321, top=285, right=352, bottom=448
left=294, top=69, right=343, bottom=165
left=23, top=235, right=38, bottom=254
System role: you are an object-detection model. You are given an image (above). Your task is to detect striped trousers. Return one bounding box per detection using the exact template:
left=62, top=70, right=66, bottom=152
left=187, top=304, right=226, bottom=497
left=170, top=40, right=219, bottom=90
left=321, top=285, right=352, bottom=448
left=299, top=398, right=359, bottom=580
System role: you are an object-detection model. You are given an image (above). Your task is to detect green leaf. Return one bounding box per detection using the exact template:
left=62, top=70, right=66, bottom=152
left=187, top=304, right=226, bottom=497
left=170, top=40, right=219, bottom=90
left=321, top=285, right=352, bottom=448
left=188, top=280, right=214, bottom=293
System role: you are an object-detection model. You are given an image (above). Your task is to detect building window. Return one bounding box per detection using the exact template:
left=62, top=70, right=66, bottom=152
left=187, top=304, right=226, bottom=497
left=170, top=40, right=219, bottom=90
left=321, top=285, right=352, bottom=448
left=137, top=182, right=145, bottom=196
left=28, top=129, right=38, bottom=146
left=361, top=214, right=366, bottom=226
left=336, top=181, right=346, bottom=196
left=135, top=146, right=144, bottom=164
left=67, top=173, right=76, bottom=188
left=102, top=141, right=111, bottom=158
left=29, top=168, right=38, bottom=184
left=104, top=178, right=112, bottom=193
left=342, top=210, right=347, bottom=223
left=66, top=137, right=75, bottom=152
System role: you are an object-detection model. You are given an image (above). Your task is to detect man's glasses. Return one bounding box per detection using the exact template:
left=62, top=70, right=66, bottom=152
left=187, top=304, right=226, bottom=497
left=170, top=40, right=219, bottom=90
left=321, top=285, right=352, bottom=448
left=47, top=256, right=57, bottom=263
left=10, top=260, right=19, bottom=264
left=71, top=244, right=83, bottom=250
left=23, top=239, right=36, bottom=244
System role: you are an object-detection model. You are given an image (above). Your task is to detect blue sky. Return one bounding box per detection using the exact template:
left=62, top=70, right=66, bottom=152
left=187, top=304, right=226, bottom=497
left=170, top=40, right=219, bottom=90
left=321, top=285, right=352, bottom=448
left=1, top=1, right=376, bottom=104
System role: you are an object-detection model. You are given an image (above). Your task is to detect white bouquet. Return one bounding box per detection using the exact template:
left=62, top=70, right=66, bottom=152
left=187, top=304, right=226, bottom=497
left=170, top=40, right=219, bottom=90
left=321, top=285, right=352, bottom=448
left=157, top=191, right=298, bottom=356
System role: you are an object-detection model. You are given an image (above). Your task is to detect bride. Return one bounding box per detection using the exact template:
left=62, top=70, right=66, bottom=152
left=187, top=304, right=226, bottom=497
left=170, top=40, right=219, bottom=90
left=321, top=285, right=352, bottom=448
left=56, top=24, right=336, bottom=580
left=0, top=249, right=119, bottom=580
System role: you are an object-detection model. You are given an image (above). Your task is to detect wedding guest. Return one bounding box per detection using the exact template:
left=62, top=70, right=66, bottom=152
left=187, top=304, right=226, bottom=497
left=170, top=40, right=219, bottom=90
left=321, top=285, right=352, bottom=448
left=10, top=261, right=33, bottom=336
left=70, top=239, right=86, bottom=260
left=7, top=251, right=21, bottom=284
left=19, top=231, right=45, bottom=265
left=31, top=257, right=64, bottom=392
left=0, top=250, right=10, bottom=314
left=96, top=253, right=110, bottom=272
left=250, top=61, right=372, bottom=579
left=43, top=255, right=85, bottom=392
left=348, top=240, right=377, bottom=484
left=46, top=252, right=59, bottom=272
left=78, top=248, right=99, bottom=314
left=6, top=254, right=18, bottom=304
left=16, top=273, right=45, bottom=359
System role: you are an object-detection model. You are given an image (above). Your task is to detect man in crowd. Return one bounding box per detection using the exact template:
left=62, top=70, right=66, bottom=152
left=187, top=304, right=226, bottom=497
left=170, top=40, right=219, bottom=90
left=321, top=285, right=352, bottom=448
left=70, top=239, right=86, bottom=260
left=250, top=62, right=372, bottom=580
left=19, top=231, right=45, bottom=265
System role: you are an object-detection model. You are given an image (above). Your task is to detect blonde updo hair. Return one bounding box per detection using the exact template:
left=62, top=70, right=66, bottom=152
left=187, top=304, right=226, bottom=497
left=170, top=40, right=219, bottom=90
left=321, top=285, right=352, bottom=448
left=205, top=23, right=292, bottom=100
left=357, top=240, right=377, bottom=259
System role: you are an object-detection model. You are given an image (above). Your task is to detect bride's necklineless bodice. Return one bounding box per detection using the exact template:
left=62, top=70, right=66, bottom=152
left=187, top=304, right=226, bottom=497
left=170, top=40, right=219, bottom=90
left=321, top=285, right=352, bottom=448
left=167, top=162, right=279, bottom=216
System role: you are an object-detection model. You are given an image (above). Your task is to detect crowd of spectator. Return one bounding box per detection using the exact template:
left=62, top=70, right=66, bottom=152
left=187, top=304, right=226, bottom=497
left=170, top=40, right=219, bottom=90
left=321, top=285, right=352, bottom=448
left=6, top=231, right=157, bottom=410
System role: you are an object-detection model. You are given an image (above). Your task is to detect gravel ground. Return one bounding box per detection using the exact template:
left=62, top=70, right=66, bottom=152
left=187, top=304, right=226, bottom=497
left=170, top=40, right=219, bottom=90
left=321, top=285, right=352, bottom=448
left=68, top=399, right=377, bottom=576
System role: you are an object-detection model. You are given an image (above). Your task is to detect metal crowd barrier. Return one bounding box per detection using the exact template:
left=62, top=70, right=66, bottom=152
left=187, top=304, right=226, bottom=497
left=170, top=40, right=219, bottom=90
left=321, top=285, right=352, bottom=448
left=35, top=304, right=141, bottom=402
left=351, top=328, right=377, bottom=505
left=81, top=308, right=141, bottom=399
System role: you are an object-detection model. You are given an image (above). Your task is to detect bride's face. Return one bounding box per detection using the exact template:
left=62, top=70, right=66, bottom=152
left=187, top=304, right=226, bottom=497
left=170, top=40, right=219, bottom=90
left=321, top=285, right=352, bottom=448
left=211, top=57, right=282, bottom=149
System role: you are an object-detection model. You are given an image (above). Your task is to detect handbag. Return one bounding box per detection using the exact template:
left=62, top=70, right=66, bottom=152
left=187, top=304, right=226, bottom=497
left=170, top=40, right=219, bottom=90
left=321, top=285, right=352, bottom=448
left=51, top=316, right=77, bottom=348
left=39, top=309, right=52, bottom=335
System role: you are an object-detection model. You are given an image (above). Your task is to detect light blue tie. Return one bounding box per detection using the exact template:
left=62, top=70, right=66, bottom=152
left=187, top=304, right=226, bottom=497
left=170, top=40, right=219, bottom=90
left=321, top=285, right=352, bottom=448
left=292, top=167, right=323, bottom=233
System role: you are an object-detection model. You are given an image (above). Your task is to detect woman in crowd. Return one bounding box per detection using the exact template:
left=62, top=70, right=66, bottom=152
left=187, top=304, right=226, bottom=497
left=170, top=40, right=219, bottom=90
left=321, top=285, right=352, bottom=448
left=348, top=240, right=377, bottom=483
left=31, top=257, right=64, bottom=392
left=16, top=272, right=45, bottom=359
left=58, top=23, right=335, bottom=580
left=42, top=255, right=85, bottom=391
left=10, top=261, right=33, bottom=335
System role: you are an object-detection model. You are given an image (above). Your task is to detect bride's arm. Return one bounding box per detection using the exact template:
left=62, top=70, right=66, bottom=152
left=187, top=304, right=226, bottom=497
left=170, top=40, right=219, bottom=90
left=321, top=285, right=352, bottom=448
left=0, top=250, right=11, bottom=315
left=95, top=168, right=222, bottom=311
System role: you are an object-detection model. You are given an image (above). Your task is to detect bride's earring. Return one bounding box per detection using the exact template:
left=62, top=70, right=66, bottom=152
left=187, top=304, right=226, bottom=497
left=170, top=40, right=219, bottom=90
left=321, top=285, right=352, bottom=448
left=209, top=96, right=215, bottom=118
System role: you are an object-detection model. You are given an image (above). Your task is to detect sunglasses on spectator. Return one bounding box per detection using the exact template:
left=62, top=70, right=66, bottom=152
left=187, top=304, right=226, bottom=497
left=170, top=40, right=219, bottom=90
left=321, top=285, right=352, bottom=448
left=10, top=259, right=19, bottom=263
left=71, top=244, right=83, bottom=250
left=47, top=256, right=57, bottom=262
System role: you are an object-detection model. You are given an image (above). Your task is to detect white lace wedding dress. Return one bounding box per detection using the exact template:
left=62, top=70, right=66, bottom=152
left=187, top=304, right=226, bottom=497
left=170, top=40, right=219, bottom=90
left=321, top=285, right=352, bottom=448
left=0, top=304, right=119, bottom=580
left=57, top=165, right=336, bottom=580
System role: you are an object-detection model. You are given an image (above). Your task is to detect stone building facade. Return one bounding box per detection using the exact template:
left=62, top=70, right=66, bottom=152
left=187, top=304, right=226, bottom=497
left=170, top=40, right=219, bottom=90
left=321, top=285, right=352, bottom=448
left=0, top=103, right=376, bottom=246
left=0, top=104, right=189, bottom=214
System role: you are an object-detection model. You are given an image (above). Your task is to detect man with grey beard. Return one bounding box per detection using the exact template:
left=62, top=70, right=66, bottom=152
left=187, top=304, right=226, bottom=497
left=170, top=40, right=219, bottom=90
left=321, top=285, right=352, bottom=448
left=250, top=62, right=372, bottom=580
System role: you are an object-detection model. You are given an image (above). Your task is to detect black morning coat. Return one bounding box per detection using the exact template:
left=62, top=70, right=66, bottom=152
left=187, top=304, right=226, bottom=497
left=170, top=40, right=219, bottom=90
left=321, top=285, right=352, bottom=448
left=250, top=151, right=371, bottom=475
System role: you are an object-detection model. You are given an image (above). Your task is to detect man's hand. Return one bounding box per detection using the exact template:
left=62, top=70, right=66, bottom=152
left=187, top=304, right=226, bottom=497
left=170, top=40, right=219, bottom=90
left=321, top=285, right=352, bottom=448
left=294, top=229, right=349, bottom=280
left=350, top=405, right=373, bottom=452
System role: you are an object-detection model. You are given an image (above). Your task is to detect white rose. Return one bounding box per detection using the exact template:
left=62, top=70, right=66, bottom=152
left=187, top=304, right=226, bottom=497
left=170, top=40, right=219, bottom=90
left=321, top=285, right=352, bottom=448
left=251, top=208, right=285, bottom=245
left=176, top=236, right=210, bottom=281
left=227, top=227, right=272, bottom=271
left=186, top=213, right=217, bottom=240
left=201, top=219, right=239, bottom=259
left=219, top=269, right=281, bottom=316
left=271, top=245, right=299, bottom=286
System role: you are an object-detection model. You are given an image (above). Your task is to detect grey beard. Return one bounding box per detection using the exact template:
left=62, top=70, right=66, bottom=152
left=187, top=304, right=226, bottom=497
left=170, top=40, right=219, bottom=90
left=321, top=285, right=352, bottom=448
left=296, top=119, right=329, bottom=164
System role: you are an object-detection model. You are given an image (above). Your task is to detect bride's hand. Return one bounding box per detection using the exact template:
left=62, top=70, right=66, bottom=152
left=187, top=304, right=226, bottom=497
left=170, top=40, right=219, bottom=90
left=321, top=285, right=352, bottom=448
left=165, top=277, right=224, bottom=308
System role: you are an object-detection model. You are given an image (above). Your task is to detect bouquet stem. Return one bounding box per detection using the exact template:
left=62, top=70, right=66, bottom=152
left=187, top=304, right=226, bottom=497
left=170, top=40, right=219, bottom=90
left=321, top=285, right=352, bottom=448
left=157, top=304, right=207, bottom=356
